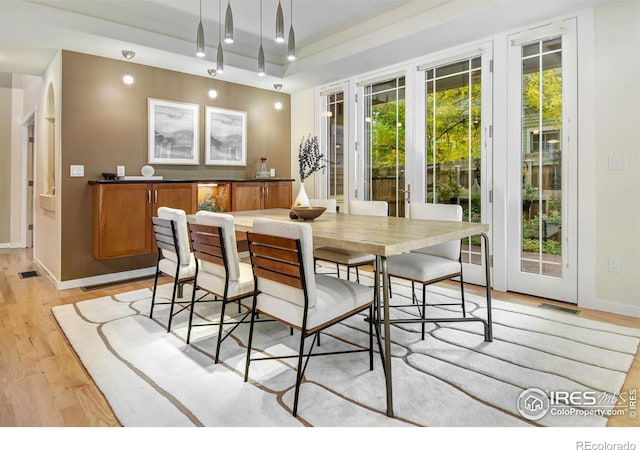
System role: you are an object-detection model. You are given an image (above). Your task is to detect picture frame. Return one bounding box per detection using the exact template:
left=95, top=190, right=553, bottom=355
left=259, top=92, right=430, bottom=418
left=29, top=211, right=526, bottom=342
left=205, top=106, right=247, bottom=166
left=148, top=98, right=199, bottom=165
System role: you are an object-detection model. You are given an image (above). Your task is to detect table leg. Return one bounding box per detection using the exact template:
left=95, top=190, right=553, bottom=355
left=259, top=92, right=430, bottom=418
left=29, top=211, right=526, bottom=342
left=380, top=255, right=394, bottom=417
left=482, top=232, right=493, bottom=342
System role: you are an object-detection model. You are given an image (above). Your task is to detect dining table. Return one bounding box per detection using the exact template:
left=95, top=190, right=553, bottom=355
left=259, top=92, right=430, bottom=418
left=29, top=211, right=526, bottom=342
left=221, top=207, right=493, bottom=417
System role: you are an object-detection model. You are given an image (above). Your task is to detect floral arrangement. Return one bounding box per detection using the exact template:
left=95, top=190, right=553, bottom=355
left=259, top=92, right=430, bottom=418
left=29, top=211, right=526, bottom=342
left=298, top=135, right=325, bottom=181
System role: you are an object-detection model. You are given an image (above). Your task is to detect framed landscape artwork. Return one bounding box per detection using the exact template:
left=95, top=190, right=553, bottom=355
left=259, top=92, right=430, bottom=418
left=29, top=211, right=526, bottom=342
left=148, top=98, right=199, bottom=165
left=205, top=106, right=247, bottom=166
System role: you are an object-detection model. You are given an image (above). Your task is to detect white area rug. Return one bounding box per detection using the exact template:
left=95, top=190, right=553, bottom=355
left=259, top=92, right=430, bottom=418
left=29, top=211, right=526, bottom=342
left=52, top=269, right=640, bottom=427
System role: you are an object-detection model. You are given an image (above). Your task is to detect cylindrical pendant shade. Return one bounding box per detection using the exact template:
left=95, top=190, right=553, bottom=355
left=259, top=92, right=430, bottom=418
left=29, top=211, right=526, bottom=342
left=258, top=45, right=265, bottom=76
left=224, top=2, right=234, bottom=43
left=275, top=1, right=285, bottom=43
left=217, top=43, right=225, bottom=73
left=196, top=21, right=205, bottom=57
left=287, top=25, right=296, bottom=61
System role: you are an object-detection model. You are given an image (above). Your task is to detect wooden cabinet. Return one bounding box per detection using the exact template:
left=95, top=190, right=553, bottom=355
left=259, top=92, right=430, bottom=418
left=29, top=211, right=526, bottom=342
left=92, top=183, right=196, bottom=259
left=231, top=181, right=292, bottom=211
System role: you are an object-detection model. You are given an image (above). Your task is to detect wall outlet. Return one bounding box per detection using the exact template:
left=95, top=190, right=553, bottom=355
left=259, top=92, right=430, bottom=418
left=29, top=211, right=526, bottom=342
left=70, top=165, right=84, bottom=177
left=608, top=257, right=620, bottom=273
left=117, top=165, right=125, bottom=177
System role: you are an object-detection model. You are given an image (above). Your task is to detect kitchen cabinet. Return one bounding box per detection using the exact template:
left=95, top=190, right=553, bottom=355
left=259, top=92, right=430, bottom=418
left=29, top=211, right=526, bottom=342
left=231, top=181, right=292, bottom=211
left=92, top=182, right=196, bottom=259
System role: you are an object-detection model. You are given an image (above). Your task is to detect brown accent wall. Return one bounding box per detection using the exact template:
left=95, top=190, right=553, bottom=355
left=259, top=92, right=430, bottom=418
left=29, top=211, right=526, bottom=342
left=60, top=50, right=291, bottom=281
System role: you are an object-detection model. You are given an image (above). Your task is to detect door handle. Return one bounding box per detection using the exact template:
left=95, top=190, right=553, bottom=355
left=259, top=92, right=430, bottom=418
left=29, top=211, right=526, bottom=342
left=154, top=190, right=158, bottom=204
left=148, top=189, right=151, bottom=204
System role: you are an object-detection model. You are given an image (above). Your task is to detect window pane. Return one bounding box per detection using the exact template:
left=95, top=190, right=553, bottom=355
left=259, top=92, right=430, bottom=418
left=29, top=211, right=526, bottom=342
left=520, top=37, right=563, bottom=277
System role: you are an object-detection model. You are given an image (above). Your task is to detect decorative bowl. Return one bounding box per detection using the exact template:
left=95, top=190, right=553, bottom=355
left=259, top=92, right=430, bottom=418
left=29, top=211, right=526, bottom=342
left=292, top=206, right=326, bottom=221
left=102, top=172, right=117, bottom=180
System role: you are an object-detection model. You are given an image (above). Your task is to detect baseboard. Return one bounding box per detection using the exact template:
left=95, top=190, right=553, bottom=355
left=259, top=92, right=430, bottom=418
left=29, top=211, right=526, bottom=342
left=56, top=267, right=156, bottom=290
left=0, top=242, right=10, bottom=249
left=591, top=297, right=640, bottom=319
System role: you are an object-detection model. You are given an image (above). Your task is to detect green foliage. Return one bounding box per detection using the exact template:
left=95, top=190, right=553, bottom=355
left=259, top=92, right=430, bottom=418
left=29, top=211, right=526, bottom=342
left=522, top=183, right=539, bottom=202
left=522, top=238, right=562, bottom=255
left=523, top=69, right=563, bottom=128
left=368, top=100, right=405, bottom=169
left=426, top=83, right=481, bottom=164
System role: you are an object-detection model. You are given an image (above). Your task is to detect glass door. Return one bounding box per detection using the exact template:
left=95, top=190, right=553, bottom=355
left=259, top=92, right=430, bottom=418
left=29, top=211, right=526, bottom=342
left=420, top=52, right=492, bottom=284
left=360, top=77, right=406, bottom=217
left=324, top=91, right=345, bottom=212
left=507, top=22, right=577, bottom=302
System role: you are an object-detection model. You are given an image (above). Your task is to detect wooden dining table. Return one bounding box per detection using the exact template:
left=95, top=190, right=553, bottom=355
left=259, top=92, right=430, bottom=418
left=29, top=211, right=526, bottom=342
left=223, top=208, right=492, bottom=417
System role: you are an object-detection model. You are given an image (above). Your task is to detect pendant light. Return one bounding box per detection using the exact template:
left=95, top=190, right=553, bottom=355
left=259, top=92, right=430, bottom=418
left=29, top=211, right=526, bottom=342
left=275, top=0, right=285, bottom=43
left=287, top=0, right=296, bottom=61
left=224, top=0, right=234, bottom=44
left=196, top=0, right=205, bottom=57
left=217, top=0, right=224, bottom=74
left=258, top=0, right=265, bottom=76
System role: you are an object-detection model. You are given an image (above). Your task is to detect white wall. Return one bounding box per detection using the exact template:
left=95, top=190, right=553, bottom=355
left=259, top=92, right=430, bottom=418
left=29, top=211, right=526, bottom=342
left=0, top=84, right=11, bottom=247
left=290, top=87, right=317, bottom=200
left=33, top=51, right=62, bottom=282
left=593, top=1, right=640, bottom=316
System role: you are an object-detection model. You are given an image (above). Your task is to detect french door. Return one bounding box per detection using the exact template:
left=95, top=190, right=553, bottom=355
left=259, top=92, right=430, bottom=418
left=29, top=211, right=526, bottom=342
left=417, top=47, right=493, bottom=285
left=356, top=76, right=407, bottom=217
left=506, top=20, right=578, bottom=302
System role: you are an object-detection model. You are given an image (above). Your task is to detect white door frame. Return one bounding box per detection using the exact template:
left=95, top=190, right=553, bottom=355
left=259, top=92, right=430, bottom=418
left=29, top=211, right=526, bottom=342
left=505, top=19, right=578, bottom=303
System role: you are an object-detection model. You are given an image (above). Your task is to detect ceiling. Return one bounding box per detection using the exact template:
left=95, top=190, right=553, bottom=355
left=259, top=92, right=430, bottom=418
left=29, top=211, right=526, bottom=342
left=0, top=0, right=607, bottom=93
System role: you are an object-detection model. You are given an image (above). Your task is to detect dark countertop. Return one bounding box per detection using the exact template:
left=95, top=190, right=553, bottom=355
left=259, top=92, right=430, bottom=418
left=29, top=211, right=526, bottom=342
left=88, top=178, right=294, bottom=185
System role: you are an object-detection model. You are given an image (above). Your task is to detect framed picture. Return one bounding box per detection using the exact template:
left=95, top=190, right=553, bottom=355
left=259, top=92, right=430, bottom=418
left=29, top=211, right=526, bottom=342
left=205, top=106, right=247, bottom=166
left=148, top=98, right=199, bottom=165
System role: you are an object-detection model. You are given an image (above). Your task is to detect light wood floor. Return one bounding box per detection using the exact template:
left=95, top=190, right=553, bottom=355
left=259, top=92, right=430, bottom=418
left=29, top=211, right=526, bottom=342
left=0, top=248, right=638, bottom=427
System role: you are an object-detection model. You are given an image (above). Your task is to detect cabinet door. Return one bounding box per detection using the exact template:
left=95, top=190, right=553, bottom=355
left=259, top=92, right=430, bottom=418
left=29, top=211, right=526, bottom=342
left=153, top=183, right=196, bottom=215
left=264, top=182, right=292, bottom=209
left=92, top=184, right=152, bottom=259
left=232, top=182, right=263, bottom=211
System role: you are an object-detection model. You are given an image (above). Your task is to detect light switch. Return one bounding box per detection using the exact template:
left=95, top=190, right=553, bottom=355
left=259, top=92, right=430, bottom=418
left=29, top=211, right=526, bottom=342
left=608, top=155, right=626, bottom=171
left=117, top=165, right=125, bottom=177
left=70, top=165, right=84, bottom=177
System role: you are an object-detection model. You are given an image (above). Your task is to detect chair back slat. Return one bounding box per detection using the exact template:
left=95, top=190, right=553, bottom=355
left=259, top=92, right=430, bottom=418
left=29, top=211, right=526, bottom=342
left=252, top=267, right=303, bottom=289
left=247, top=232, right=304, bottom=290
left=188, top=223, right=226, bottom=269
left=152, top=217, right=179, bottom=257
left=249, top=244, right=300, bottom=263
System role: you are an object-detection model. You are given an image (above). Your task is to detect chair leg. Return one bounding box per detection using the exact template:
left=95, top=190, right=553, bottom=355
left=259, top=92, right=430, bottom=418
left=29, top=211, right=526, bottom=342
left=369, top=305, right=374, bottom=371
left=356, top=266, right=360, bottom=283
left=166, top=278, right=179, bottom=332
left=186, top=283, right=198, bottom=344
left=336, top=264, right=340, bottom=279
left=243, top=295, right=259, bottom=382
left=215, top=298, right=228, bottom=364
left=150, top=266, right=160, bottom=319
left=292, top=331, right=306, bottom=417
left=460, top=270, right=466, bottom=318
left=347, top=267, right=351, bottom=281
left=421, top=284, right=426, bottom=340
left=177, top=281, right=184, bottom=299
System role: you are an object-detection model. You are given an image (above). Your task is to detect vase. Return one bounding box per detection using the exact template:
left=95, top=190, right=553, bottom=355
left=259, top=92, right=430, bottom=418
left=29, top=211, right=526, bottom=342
left=294, top=182, right=310, bottom=207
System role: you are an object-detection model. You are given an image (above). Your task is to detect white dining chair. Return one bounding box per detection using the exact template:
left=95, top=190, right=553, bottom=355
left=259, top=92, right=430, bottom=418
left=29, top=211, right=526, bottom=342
left=313, top=200, right=388, bottom=282
left=150, top=207, right=196, bottom=332
left=309, top=198, right=338, bottom=213
left=244, top=218, right=380, bottom=417
left=387, top=202, right=465, bottom=339
left=186, top=211, right=255, bottom=361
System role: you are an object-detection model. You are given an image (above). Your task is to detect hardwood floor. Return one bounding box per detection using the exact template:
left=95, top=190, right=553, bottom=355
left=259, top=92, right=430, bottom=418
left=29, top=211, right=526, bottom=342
left=0, top=248, right=638, bottom=427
